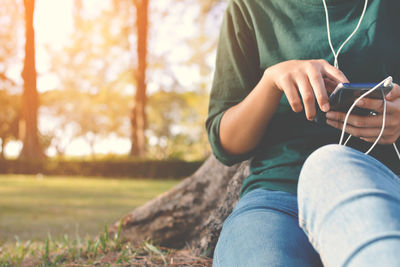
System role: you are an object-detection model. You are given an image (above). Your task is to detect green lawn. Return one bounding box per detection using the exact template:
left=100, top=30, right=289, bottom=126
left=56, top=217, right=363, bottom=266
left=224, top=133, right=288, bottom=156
left=0, top=175, right=180, bottom=244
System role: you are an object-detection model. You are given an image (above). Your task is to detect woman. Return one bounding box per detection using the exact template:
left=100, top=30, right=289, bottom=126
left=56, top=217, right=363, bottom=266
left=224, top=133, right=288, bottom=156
left=206, top=0, right=400, bottom=266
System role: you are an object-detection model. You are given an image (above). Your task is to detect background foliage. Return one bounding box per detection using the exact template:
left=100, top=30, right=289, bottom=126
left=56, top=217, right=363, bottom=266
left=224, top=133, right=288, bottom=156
left=0, top=0, right=226, bottom=161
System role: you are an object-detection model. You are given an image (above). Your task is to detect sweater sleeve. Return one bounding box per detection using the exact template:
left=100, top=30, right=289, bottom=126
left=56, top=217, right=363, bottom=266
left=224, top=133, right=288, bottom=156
left=205, top=0, right=262, bottom=166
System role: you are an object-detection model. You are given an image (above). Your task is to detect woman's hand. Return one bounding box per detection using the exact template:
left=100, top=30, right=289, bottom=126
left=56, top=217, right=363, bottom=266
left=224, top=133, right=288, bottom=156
left=219, top=59, right=348, bottom=155
left=264, top=59, right=349, bottom=121
left=326, top=83, right=400, bottom=144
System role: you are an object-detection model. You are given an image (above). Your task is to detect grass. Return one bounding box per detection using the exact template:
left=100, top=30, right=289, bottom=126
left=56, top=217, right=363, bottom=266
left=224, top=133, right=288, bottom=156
left=0, top=175, right=212, bottom=266
left=0, top=224, right=212, bottom=266
left=0, top=175, right=180, bottom=244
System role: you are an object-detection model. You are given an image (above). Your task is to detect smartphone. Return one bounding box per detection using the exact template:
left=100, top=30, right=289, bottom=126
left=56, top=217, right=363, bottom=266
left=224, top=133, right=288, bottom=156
left=329, top=82, right=393, bottom=115
left=314, top=81, right=393, bottom=123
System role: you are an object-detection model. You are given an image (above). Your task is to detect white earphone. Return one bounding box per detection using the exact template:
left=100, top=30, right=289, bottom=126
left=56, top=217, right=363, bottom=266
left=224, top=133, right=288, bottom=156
left=322, top=0, right=400, bottom=160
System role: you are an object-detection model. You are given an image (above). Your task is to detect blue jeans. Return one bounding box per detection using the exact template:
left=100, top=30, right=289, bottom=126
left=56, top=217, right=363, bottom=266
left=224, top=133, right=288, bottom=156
left=213, top=144, right=400, bottom=267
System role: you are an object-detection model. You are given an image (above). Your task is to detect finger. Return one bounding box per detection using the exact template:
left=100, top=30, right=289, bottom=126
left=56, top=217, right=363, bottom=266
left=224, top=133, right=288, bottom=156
left=360, top=137, right=377, bottom=143
left=357, top=97, right=400, bottom=116
left=355, top=98, right=385, bottom=113
left=320, top=60, right=349, bottom=83
left=326, top=111, right=385, bottom=128
left=297, top=76, right=316, bottom=120
left=386, top=83, right=400, bottom=100
left=360, top=136, right=396, bottom=145
left=326, top=119, right=384, bottom=138
left=281, top=78, right=303, bottom=113
left=307, top=68, right=330, bottom=112
left=323, top=77, right=338, bottom=93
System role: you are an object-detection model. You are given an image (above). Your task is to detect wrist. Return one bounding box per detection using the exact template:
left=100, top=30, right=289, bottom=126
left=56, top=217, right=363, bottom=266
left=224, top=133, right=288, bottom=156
left=262, top=67, right=283, bottom=97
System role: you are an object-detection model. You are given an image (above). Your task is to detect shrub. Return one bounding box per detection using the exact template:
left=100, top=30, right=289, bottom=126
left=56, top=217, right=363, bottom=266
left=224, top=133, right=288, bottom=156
left=0, top=159, right=204, bottom=179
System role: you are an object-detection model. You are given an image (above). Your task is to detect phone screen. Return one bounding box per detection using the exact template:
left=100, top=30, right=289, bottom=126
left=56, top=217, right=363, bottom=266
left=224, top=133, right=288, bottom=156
left=329, top=83, right=393, bottom=115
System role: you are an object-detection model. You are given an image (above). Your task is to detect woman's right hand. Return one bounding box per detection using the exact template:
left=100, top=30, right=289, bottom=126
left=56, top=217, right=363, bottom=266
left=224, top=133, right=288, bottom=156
left=263, top=59, right=349, bottom=121
left=219, top=59, right=348, bottom=155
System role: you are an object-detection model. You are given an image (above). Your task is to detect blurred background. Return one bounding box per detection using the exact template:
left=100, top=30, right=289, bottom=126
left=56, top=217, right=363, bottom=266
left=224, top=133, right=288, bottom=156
left=0, top=0, right=225, bottom=245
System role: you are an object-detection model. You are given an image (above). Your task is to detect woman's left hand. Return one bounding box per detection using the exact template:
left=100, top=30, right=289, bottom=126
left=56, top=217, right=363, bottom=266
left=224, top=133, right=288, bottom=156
left=325, top=83, right=400, bottom=144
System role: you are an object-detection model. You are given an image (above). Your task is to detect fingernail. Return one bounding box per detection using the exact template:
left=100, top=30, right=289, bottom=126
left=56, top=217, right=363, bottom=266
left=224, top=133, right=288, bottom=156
left=386, top=92, right=392, bottom=99
left=326, top=112, right=333, bottom=119
left=356, top=99, right=364, bottom=106
left=322, top=103, right=330, bottom=112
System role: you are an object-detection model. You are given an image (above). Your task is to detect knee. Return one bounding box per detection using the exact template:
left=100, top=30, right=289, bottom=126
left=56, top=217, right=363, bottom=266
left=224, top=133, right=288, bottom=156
left=297, top=144, right=362, bottom=205
left=303, top=144, right=348, bottom=169
left=297, top=145, right=350, bottom=234
left=298, top=145, right=345, bottom=192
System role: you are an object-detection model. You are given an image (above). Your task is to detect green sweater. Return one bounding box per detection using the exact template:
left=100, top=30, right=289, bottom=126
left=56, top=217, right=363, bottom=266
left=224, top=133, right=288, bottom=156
left=206, top=0, right=400, bottom=196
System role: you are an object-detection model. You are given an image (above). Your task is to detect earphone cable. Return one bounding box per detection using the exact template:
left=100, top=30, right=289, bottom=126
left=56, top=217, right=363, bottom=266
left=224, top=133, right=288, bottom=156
left=322, top=0, right=399, bottom=162
left=339, top=77, right=390, bottom=155
left=322, top=0, right=369, bottom=69
left=394, top=143, right=400, bottom=160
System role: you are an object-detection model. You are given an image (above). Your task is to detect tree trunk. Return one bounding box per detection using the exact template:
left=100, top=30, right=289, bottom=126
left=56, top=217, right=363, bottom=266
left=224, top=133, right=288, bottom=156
left=109, top=155, right=249, bottom=257
left=0, top=139, right=5, bottom=159
left=130, top=0, right=148, bottom=157
left=20, top=0, right=44, bottom=160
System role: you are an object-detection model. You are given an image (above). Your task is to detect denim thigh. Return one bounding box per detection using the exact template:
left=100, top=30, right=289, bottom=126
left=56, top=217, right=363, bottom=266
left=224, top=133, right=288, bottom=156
left=213, top=188, right=323, bottom=267
left=299, top=144, right=400, bottom=267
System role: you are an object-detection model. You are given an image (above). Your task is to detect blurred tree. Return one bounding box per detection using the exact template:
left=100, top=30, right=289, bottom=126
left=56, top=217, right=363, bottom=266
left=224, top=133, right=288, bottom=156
left=20, top=0, right=44, bottom=159
left=43, top=0, right=132, bottom=157
left=0, top=0, right=22, bottom=158
left=74, top=91, right=131, bottom=157
left=130, top=0, right=149, bottom=157
left=105, top=0, right=225, bottom=160
left=0, top=90, right=19, bottom=159
left=0, top=0, right=22, bottom=81
left=197, top=0, right=223, bottom=13
left=147, top=90, right=209, bottom=160
left=40, top=90, right=77, bottom=156
left=42, top=0, right=223, bottom=159
left=139, top=0, right=224, bottom=160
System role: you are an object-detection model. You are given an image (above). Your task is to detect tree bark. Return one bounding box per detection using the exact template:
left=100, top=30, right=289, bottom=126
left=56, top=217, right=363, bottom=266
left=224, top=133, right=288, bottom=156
left=0, top=139, right=5, bottom=159
left=20, top=0, right=44, bottom=160
left=130, top=0, right=148, bottom=157
left=109, top=155, right=249, bottom=257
